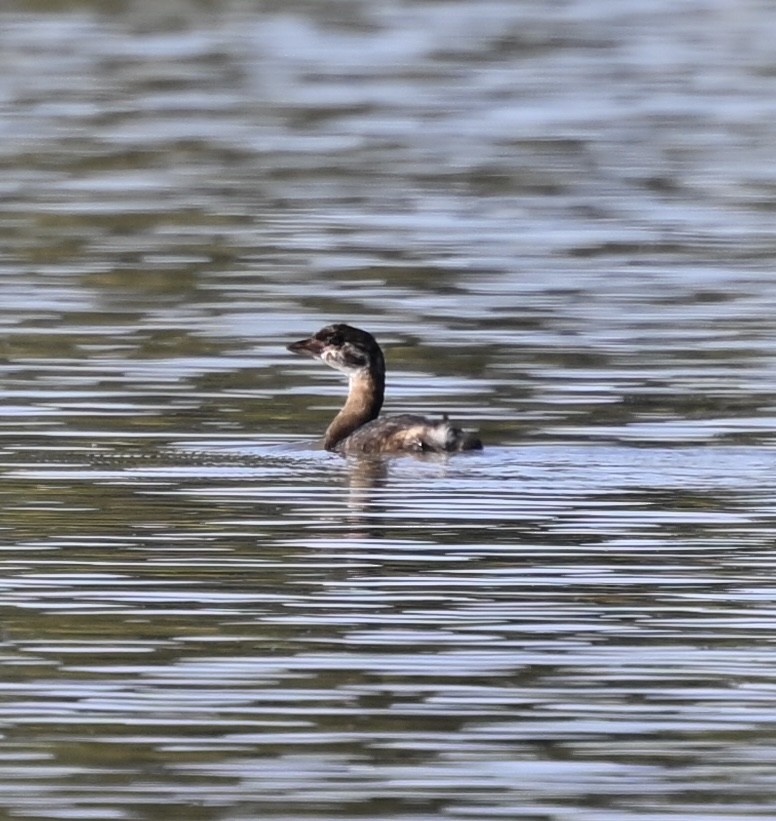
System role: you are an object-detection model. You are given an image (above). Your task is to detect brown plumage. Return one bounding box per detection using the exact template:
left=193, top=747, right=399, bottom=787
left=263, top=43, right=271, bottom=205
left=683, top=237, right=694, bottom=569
left=288, top=323, right=482, bottom=455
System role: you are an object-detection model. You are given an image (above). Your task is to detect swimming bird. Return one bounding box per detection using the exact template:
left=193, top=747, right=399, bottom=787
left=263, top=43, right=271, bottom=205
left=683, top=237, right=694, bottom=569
left=288, top=323, right=482, bottom=455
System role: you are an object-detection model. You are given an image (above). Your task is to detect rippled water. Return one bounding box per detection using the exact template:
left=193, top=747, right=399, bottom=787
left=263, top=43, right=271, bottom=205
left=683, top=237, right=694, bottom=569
left=2, top=0, right=776, bottom=818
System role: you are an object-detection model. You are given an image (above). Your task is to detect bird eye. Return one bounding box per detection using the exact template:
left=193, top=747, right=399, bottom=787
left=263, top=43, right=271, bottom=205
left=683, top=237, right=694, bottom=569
left=329, top=332, right=344, bottom=347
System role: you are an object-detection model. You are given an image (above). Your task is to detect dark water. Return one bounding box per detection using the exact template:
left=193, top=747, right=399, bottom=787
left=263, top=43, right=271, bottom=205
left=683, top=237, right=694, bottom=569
left=2, top=1, right=776, bottom=818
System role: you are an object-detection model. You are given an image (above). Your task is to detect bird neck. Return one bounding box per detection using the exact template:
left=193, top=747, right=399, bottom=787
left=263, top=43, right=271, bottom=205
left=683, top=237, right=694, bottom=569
left=323, top=367, right=384, bottom=450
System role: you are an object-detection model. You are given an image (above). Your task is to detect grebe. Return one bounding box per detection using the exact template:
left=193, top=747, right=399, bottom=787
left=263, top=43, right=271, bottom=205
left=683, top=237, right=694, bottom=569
left=287, top=323, right=483, bottom=455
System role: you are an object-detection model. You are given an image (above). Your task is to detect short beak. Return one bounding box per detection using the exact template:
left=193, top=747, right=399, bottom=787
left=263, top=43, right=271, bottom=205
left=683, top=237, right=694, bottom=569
left=287, top=336, right=325, bottom=357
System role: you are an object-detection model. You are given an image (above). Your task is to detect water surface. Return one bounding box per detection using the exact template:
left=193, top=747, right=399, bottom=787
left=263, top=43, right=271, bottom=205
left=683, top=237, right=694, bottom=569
left=1, top=1, right=776, bottom=819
